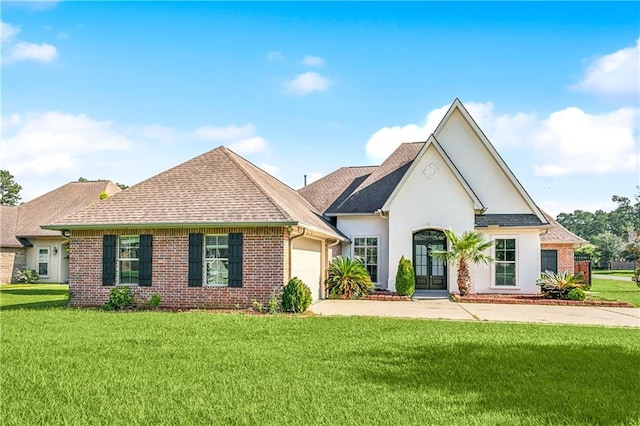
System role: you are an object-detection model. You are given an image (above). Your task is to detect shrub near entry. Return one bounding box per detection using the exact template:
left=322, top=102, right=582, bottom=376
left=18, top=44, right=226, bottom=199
left=395, top=256, right=415, bottom=296
left=282, top=277, right=312, bottom=313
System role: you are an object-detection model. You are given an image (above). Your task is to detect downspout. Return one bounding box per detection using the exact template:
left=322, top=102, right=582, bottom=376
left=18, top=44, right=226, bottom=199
left=288, top=227, right=306, bottom=280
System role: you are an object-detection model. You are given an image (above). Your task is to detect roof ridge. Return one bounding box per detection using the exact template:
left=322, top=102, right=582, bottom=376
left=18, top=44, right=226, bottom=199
left=221, top=147, right=294, bottom=222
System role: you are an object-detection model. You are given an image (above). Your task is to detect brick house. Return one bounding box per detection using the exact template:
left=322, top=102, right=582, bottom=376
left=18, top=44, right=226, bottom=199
left=540, top=211, right=588, bottom=275
left=45, top=147, right=346, bottom=308
left=0, top=181, right=121, bottom=284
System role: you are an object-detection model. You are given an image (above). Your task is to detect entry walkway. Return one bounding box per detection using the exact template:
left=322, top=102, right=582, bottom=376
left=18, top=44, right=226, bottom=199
left=309, top=299, right=640, bottom=327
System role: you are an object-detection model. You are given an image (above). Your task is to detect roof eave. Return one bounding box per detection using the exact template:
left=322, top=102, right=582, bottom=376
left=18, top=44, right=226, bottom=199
left=42, top=221, right=299, bottom=231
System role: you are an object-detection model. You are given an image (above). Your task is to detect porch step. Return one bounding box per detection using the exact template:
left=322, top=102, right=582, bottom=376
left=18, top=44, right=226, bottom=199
left=412, top=290, right=450, bottom=300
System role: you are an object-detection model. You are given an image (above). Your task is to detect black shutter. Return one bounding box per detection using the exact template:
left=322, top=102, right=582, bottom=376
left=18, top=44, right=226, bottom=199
left=228, top=233, right=243, bottom=288
left=102, top=235, right=116, bottom=286
left=139, top=234, right=153, bottom=286
left=188, top=233, right=203, bottom=287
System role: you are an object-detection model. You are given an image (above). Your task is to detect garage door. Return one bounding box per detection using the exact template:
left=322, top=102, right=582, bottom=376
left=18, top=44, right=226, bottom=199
left=291, top=237, right=323, bottom=301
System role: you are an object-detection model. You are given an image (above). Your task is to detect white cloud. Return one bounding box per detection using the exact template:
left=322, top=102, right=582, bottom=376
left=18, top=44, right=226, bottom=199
left=1, top=21, right=20, bottom=45
left=302, top=55, right=325, bottom=67
left=228, top=137, right=268, bottom=155
left=193, top=124, right=254, bottom=141
left=1, top=114, right=21, bottom=131
left=531, top=106, right=639, bottom=177
left=365, top=101, right=537, bottom=162
left=1, top=112, right=133, bottom=176
left=365, top=101, right=639, bottom=177
left=284, top=72, right=330, bottom=96
left=267, top=51, right=283, bottom=61
left=307, top=172, right=324, bottom=184
left=571, top=38, right=640, bottom=100
left=5, top=41, right=58, bottom=64
left=259, top=163, right=280, bottom=177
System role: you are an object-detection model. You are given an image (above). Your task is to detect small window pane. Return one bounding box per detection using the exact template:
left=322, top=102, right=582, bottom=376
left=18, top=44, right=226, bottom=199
left=506, top=239, right=516, bottom=249
left=367, top=237, right=377, bottom=246
left=354, top=238, right=366, bottom=246
left=495, top=239, right=505, bottom=249
left=506, top=251, right=516, bottom=262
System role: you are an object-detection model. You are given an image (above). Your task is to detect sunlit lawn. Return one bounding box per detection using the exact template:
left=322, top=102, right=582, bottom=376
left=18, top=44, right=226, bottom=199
left=1, top=286, right=639, bottom=425
left=589, top=277, right=640, bottom=307
left=0, top=284, right=68, bottom=310
left=593, top=269, right=634, bottom=278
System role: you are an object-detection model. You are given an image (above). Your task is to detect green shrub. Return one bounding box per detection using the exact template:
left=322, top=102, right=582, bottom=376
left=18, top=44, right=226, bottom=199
left=268, top=288, right=280, bottom=314
left=282, top=277, right=312, bottom=313
left=325, top=256, right=374, bottom=299
left=149, top=294, right=162, bottom=310
left=395, top=256, right=415, bottom=296
left=105, top=286, right=134, bottom=310
left=567, top=288, right=586, bottom=301
left=537, top=270, right=586, bottom=300
left=16, top=269, right=39, bottom=284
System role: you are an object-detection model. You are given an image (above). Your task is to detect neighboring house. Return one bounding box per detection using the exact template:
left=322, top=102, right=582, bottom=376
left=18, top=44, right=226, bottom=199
left=44, top=147, right=347, bottom=308
left=0, top=181, right=121, bottom=283
left=300, top=99, right=560, bottom=294
left=540, top=211, right=588, bottom=274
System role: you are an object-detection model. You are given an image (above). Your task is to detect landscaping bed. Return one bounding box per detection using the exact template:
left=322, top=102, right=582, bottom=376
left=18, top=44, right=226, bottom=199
left=451, top=293, right=634, bottom=307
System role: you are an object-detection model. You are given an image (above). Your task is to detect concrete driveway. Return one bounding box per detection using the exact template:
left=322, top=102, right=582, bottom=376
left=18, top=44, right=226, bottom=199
left=309, top=299, right=640, bottom=327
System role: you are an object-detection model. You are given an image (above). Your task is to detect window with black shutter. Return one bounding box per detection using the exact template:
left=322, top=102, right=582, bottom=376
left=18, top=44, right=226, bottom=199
left=188, top=233, right=203, bottom=287
left=102, top=235, right=116, bottom=286
left=228, top=233, right=243, bottom=288
left=139, top=234, right=153, bottom=286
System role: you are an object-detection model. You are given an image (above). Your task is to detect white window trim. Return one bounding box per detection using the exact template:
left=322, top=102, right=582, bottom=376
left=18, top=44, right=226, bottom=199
left=490, top=235, right=520, bottom=290
left=117, top=235, right=140, bottom=286
left=203, top=234, right=229, bottom=287
left=36, top=247, right=50, bottom=278
left=351, top=235, right=380, bottom=285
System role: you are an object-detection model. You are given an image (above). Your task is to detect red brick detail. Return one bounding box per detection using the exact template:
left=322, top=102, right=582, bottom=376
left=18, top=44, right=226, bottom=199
left=68, top=227, right=290, bottom=309
left=540, top=243, right=576, bottom=274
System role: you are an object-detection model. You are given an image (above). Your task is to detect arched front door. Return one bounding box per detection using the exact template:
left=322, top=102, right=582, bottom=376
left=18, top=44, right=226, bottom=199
left=413, top=230, right=447, bottom=290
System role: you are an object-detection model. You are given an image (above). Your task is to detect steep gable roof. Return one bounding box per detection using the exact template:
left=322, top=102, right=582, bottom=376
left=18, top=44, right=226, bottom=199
left=298, top=166, right=377, bottom=213
left=16, top=181, right=121, bottom=238
left=381, top=136, right=485, bottom=211
left=46, top=147, right=344, bottom=240
left=540, top=211, right=588, bottom=245
left=434, top=99, right=547, bottom=224
left=322, top=142, right=424, bottom=214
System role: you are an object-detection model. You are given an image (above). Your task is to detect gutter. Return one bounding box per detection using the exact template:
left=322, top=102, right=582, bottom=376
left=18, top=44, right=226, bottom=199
left=41, top=221, right=299, bottom=231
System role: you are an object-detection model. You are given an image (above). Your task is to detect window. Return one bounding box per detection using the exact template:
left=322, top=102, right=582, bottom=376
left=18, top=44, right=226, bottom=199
left=354, top=237, right=378, bottom=283
left=118, top=235, right=140, bottom=284
left=205, top=235, right=229, bottom=286
left=495, top=238, right=516, bottom=286
left=38, top=248, right=49, bottom=277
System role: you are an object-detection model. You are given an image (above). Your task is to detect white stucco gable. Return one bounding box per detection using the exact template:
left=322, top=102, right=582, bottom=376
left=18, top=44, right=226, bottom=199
left=382, top=135, right=484, bottom=212
left=433, top=99, right=547, bottom=222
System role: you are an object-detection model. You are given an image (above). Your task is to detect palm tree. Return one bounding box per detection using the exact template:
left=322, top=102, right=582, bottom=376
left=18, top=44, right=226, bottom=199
left=325, top=256, right=374, bottom=299
left=430, top=230, right=494, bottom=296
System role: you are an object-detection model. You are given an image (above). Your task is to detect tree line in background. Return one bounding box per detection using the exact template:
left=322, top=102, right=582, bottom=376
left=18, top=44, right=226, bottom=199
left=556, top=189, right=640, bottom=270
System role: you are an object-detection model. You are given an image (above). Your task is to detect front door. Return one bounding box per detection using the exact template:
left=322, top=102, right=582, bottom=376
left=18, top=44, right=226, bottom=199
left=413, top=230, right=447, bottom=290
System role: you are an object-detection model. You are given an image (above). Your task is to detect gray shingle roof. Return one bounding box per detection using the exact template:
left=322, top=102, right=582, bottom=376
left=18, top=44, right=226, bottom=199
left=300, top=143, right=424, bottom=215
left=16, top=181, right=121, bottom=238
left=47, top=147, right=344, bottom=239
left=298, top=166, right=377, bottom=213
left=1, top=181, right=121, bottom=247
left=474, top=214, right=545, bottom=227
left=540, top=211, right=588, bottom=245
left=1, top=206, right=21, bottom=247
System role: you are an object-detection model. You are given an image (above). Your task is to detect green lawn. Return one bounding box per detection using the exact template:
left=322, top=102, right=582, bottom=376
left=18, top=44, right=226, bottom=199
left=589, top=277, right=640, bottom=307
left=593, top=270, right=634, bottom=278
left=0, top=284, right=68, bottom=309
left=1, top=292, right=639, bottom=424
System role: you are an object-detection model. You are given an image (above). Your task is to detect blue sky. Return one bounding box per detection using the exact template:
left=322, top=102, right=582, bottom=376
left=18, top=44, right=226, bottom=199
left=1, top=1, right=638, bottom=216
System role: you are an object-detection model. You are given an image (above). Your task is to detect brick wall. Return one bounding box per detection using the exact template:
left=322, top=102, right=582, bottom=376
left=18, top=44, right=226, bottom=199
left=69, top=227, right=290, bottom=308
left=540, top=243, right=575, bottom=274
left=0, top=247, right=26, bottom=283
